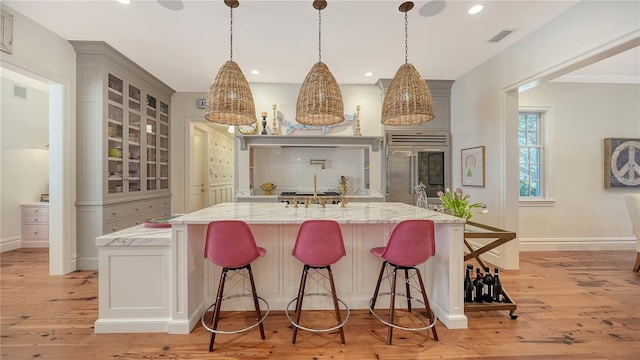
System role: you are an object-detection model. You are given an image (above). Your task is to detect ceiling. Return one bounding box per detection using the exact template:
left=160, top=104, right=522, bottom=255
left=4, top=0, right=638, bottom=92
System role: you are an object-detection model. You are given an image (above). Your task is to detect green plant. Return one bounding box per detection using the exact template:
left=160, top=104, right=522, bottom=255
left=437, top=188, right=487, bottom=220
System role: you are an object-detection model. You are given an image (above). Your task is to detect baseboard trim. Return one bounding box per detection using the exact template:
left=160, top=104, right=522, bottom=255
left=519, top=237, right=636, bottom=251
left=77, top=257, right=99, bottom=270
left=1, top=236, right=22, bottom=253
left=21, top=240, right=50, bottom=248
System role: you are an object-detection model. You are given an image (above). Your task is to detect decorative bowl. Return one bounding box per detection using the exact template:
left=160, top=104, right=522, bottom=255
left=260, top=183, right=276, bottom=195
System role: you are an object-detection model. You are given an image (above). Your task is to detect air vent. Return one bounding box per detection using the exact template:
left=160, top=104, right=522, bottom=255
left=13, top=84, right=27, bottom=99
left=488, top=29, right=514, bottom=43
left=386, top=130, right=450, bottom=146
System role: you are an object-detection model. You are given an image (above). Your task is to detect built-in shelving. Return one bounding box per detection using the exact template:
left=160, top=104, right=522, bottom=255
left=72, top=40, right=175, bottom=270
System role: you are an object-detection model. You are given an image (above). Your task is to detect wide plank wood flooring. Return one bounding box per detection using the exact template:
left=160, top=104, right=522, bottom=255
left=1, top=248, right=639, bottom=359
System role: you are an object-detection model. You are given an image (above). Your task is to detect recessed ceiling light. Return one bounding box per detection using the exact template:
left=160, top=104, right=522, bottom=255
left=364, top=72, right=373, bottom=77
left=251, top=69, right=260, bottom=75
left=468, top=5, right=483, bottom=15
left=117, top=0, right=131, bottom=5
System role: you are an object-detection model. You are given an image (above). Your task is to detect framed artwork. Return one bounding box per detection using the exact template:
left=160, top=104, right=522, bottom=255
left=604, top=138, right=640, bottom=188
left=461, top=146, right=485, bottom=187
left=40, top=194, right=49, bottom=202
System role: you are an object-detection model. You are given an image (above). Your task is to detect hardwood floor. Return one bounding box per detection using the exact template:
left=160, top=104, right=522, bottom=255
left=1, top=248, right=639, bottom=359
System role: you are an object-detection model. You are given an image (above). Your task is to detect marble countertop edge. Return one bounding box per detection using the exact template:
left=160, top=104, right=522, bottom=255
left=96, top=224, right=172, bottom=247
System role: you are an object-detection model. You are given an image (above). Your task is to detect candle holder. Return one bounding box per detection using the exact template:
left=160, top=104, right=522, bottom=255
left=261, top=113, right=268, bottom=135
left=354, top=105, right=362, bottom=136
left=271, top=104, right=278, bottom=135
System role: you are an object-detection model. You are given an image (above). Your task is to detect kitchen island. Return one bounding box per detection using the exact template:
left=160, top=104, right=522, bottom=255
left=168, top=202, right=467, bottom=334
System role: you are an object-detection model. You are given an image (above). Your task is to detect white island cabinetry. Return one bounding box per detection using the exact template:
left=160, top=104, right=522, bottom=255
left=94, top=202, right=467, bottom=334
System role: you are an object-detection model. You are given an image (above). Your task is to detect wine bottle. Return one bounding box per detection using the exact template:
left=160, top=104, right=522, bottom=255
left=464, top=264, right=474, bottom=302
left=493, top=268, right=503, bottom=302
left=473, top=268, right=483, bottom=303
left=483, top=267, right=494, bottom=303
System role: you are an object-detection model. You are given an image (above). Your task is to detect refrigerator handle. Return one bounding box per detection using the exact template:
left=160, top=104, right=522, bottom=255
left=410, top=154, right=416, bottom=194
left=386, top=155, right=390, bottom=195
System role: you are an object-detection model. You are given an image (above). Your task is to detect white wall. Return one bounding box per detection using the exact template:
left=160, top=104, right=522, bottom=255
left=170, top=92, right=228, bottom=214
left=1, top=4, right=77, bottom=274
left=451, top=1, right=639, bottom=268
left=170, top=84, right=383, bottom=212
left=519, top=82, right=640, bottom=249
left=1, top=74, right=49, bottom=251
left=250, top=83, right=383, bottom=137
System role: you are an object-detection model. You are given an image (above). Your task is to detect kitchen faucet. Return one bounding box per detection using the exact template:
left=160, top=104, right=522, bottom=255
left=313, top=174, right=318, bottom=200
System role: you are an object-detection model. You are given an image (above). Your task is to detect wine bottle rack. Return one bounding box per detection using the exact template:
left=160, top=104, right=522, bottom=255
left=463, top=221, right=518, bottom=319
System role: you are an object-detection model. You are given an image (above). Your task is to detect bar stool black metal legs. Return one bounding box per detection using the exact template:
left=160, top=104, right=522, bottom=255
left=368, top=220, right=440, bottom=345
left=201, top=221, right=269, bottom=351
left=286, top=220, right=350, bottom=345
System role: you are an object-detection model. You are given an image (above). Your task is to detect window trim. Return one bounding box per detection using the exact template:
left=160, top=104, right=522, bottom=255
left=518, top=106, right=555, bottom=207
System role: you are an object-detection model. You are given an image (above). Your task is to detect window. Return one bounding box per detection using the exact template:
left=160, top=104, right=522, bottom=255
left=519, top=112, right=543, bottom=197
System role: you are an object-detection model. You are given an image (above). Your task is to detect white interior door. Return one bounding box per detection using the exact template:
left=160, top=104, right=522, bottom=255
left=189, top=127, right=205, bottom=212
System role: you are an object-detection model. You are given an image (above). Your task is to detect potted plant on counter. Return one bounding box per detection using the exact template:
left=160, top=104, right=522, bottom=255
left=437, top=188, right=487, bottom=220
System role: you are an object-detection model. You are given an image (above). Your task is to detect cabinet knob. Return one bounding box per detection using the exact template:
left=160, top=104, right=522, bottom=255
left=112, top=212, right=117, bottom=216
left=34, top=218, right=38, bottom=222
left=34, top=209, right=39, bottom=213
left=135, top=221, right=140, bottom=224
left=33, top=231, right=39, bottom=234
left=112, top=228, right=117, bottom=232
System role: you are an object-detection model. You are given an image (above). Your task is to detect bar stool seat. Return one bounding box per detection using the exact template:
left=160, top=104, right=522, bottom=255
left=200, top=220, right=269, bottom=352
left=369, top=220, right=439, bottom=345
left=285, top=220, right=349, bottom=345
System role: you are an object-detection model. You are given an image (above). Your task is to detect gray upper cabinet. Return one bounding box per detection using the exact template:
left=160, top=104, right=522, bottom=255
left=376, top=79, right=453, bottom=131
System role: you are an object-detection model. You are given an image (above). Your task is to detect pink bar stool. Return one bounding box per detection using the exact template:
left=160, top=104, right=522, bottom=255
left=286, top=220, right=350, bottom=345
left=201, top=220, right=269, bottom=352
left=369, top=220, right=439, bottom=345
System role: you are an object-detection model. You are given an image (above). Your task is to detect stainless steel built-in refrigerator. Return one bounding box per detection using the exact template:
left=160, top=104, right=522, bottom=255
left=385, top=130, right=451, bottom=205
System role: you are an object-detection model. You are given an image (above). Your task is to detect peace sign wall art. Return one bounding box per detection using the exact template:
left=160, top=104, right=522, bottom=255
left=604, top=138, right=640, bottom=188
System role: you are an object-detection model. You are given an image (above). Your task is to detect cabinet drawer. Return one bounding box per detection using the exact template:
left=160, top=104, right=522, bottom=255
left=22, top=224, right=48, bottom=240
left=104, top=202, right=144, bottom=222
left=145, top=198, right=170, bottom=213
left=146, top=210, right=171, bottom=220
left=104, top=217, right=143, bottom=234
left=22, top=206, right=49, bottom=215
left=22, top=214, right=48, bottom=224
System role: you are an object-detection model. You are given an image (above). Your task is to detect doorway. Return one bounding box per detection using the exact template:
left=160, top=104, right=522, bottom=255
left=0, top=64, right=72, bottom=274
left=189, top=125, right=207, bottom=212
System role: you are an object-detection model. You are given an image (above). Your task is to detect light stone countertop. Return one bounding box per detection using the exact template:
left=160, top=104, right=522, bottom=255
left=235, top=189, right=384, bottom=200
left=171, top=202, right=464, bottom=225
left=96, top=224, right=172, bottom=247
left=21, top=202, right=50, bottom=206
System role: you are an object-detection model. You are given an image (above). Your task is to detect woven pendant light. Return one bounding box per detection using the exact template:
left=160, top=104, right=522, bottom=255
left=205, top=0, right=256, bottom=126
left=296, top=0, right=344, bottom=126
left=381, top=1, right=435, bottom=126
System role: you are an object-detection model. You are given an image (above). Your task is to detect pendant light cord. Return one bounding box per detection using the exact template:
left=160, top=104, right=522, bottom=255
left=230, top=5, right=234, bottom=61
left=318, top=7, right=322, bottom=63
left=404, top=9, right=408, bottom=64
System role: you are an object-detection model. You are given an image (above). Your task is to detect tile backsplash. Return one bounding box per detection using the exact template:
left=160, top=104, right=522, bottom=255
left=252, top=147, right=368, bottom=194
